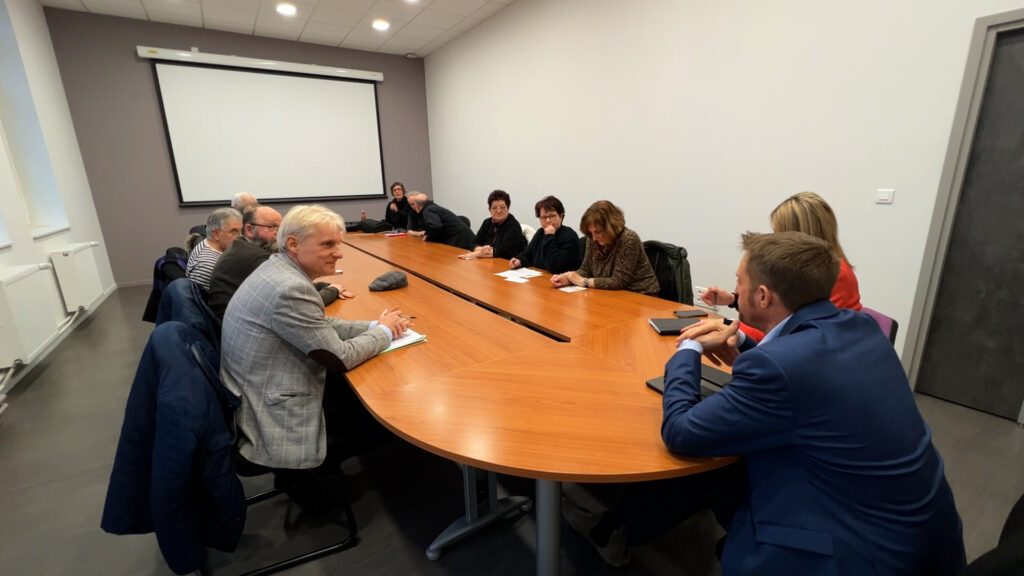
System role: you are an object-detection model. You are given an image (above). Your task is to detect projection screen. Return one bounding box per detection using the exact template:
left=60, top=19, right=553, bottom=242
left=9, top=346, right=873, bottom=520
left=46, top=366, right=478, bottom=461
left=154, top=62, right=385, bottom=205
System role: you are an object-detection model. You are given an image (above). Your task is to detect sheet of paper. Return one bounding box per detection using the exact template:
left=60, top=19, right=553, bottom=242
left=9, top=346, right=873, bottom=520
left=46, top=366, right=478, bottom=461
left=559, top=286, right=587, bottom=293
left=382, top=328, right=426, bottom=353
left=495, top=268, right=543, bottom=279
left=504, top=276, right=529, bottom=284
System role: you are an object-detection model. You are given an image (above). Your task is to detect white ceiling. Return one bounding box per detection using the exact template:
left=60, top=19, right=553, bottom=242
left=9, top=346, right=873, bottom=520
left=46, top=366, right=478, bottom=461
left=39, top=0, right=515, bottom=57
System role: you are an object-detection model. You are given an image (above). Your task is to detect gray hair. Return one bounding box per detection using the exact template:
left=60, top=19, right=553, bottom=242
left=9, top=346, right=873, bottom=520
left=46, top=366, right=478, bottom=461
left=277, top=204, right=344, bottom=248
left=207, top=207, right=242, bottom=231
left=231, top=192, right=257, bottom=210
left=407, top=191, right=428, bottom=207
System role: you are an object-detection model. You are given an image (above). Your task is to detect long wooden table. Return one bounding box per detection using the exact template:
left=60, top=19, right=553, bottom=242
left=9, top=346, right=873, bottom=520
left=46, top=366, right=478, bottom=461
left=323, top=235, right=736, bottom=575
left=343, top=233, right=681, bottom=341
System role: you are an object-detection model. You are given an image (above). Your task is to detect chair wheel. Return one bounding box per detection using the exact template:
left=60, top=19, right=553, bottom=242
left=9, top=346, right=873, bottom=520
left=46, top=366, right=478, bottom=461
left=426, top=548, right=442, bottom=561
left=520, top=501, right=534, bottom=512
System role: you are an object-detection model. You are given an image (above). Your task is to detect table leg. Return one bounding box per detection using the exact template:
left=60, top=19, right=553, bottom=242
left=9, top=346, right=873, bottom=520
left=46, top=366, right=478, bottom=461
left=425, top=465, right=532, bottom=561
left=535, top=479, right=561, bottom=576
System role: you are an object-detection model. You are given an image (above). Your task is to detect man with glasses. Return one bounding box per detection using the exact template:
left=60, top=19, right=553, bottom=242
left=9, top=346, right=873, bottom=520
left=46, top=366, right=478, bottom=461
left=186, top=207, right=242, bottom=291
left=207, top=205, right=346, bottom=318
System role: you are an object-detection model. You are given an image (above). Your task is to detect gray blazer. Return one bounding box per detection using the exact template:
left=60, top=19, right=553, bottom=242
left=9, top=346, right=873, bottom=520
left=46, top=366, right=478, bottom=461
left=221, top=253, right=389, bottom=469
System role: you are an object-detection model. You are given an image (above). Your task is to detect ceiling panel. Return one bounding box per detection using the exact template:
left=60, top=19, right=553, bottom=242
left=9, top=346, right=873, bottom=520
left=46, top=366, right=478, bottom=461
left=300, top=21, right=352, bottom=45
left=428, top=0, right=486, bottom=17
left=43, top=0, right=516, bottom=56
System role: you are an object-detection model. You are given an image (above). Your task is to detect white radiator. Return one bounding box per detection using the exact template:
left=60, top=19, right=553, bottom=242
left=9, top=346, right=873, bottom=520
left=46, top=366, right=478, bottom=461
left=0, top=263, right=63, bottom=370
left=50, top=241, right=103, bottom=313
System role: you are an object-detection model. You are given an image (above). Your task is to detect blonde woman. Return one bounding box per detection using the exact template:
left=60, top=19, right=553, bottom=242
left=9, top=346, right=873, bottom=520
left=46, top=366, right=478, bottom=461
left=702, top=191, right=861, bottom=340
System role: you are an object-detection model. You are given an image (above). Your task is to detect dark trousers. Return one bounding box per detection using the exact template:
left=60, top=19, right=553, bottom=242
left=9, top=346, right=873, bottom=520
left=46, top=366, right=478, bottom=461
left=606, top=462, right=747, bottom=547
left=321, top=371, right=394, bottom=469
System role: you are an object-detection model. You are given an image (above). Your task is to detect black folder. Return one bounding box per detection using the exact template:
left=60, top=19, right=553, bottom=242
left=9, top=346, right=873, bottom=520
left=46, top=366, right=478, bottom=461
left=646, top=364, right=732, bottom=397
left=648, top=317, right=700, bottom=335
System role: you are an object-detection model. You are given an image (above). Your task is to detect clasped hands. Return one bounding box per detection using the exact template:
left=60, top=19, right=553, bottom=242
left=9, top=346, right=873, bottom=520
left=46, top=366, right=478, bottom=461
left=378, top=307, right=411, bottom=338
left=459, top=245, right=494, bottom=259
left=676, top=318, right=741, bottom=366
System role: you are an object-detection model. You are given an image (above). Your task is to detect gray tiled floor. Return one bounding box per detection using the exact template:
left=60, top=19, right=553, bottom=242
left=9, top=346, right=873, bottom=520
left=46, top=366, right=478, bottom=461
left=0, top=286, right=1021, bottom=575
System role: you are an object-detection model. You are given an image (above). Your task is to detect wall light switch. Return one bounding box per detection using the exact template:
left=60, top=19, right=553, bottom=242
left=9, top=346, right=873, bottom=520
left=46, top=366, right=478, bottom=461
left=875, top=188, right=895, bottom=204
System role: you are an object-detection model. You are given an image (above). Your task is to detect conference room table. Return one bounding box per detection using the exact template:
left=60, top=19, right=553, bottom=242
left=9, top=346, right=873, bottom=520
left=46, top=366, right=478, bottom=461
left=343, top=233, right=683, bottom=341
left=323, top=235, right=737, bottom=576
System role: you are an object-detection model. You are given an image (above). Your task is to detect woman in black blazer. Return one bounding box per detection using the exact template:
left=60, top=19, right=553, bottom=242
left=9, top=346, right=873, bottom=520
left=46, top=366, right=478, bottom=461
left=465, top=189, right=526, bottom=259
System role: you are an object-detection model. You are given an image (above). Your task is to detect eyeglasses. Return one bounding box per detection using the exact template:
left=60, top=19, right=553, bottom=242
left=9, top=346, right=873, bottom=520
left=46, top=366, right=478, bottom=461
left=489, top=205, right=508, bottom=213
left=538, top=213, right=560, bottom=221
left=250, top=223, right=280, bottom=232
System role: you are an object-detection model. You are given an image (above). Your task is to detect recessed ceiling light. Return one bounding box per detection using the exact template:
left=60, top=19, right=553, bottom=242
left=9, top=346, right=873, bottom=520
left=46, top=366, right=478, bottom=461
left=372, top=19, right=390, bottom=31
left=276, top=3, right=297, bottom=17
left=404, top=52, right=418, bottom=59
left=404, top=0, right=420, bottom=4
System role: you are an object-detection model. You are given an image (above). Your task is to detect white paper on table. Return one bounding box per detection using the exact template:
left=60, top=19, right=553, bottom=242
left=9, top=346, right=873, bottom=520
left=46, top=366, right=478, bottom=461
left=382, top=328, right=426, bottom=353
left=504, top=276, right=529, bottom=284
left=494, top=268, right=542, bottom=279
left=559, top=286, right=587, bottom=293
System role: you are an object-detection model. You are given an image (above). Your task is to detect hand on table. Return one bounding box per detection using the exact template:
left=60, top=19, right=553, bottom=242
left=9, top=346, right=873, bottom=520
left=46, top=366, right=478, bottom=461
left=330, top=283, right=355, bottom=299
left=509, top=257, right=521, bottom=269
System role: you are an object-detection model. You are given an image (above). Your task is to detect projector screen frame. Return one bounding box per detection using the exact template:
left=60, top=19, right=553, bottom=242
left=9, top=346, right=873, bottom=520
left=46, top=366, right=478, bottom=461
left=151, top=60, right=388, bottom=207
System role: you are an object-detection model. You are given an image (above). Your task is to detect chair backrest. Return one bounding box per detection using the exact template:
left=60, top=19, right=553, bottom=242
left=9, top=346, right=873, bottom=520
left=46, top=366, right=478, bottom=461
left=142, top=248, right=190, bottom=323
left=156, top=278, right=222, bottom=349
left=521, top=224, right=536, bottom=244
left=860, top=306, right=898, bottom=345
left=458, top=215, right=472, bottom=228
left=643, top=240, right=694, bottom=305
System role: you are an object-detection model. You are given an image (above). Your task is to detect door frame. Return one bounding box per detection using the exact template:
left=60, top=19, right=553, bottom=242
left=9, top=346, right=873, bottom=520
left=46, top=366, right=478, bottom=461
left=905, top=8, right=1024, bottom=425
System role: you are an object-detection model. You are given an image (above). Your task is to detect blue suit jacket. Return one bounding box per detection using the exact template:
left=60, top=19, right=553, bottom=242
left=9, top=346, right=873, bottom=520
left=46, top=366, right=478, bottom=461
left=662, top=300, right=965, bottom=575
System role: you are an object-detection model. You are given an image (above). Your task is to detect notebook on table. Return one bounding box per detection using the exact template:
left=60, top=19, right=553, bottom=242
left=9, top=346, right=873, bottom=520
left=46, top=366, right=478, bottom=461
left=648, top=317, right=700, bottom=335
left=645, top=364, right=732, bottom=398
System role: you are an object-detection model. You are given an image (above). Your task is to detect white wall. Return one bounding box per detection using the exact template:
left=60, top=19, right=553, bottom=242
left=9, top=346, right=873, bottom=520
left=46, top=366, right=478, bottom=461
left=424, top=0, right=1024, bottom=359
left=0, top=0, right=115, bottom=376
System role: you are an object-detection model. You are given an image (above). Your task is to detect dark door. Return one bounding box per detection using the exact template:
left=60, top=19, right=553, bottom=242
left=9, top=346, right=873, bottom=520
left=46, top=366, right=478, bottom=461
left=916, top=27, right=1024, bottom=421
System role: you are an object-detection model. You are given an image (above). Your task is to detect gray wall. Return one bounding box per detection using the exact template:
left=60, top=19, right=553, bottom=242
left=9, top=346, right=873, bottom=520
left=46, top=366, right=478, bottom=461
left=44, top=8, right=432, bottom=285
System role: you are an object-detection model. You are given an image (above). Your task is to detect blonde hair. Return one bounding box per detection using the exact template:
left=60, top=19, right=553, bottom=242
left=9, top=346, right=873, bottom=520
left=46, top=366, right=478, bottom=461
left=770, top=192, right=848, bottom=262
left=277, top=204, right=344, bottom=249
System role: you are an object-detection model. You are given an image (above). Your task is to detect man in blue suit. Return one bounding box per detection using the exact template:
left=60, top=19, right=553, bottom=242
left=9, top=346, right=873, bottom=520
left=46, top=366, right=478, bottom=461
left=662, top=231, right=965, bottom=575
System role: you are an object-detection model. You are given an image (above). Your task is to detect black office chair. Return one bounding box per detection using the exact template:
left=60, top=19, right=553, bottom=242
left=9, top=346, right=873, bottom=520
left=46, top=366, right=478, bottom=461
left=458, top=215, right=472, bottom=228
left=229, top=453, right=359, bottom=576
left=643, top=240, right=694, bottom=305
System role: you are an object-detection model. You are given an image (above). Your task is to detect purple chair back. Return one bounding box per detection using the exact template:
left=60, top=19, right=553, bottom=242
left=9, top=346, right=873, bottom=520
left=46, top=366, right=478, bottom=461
left=860, top=306, right=898, bottom=345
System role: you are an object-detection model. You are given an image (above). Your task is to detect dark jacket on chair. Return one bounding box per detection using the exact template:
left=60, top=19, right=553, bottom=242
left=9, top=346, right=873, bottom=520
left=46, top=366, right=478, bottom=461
left=101, top=321, right=246, bottom=575
left=142, top=247, right=188, bottom=323
left=157, top=278, right=221, bottom=346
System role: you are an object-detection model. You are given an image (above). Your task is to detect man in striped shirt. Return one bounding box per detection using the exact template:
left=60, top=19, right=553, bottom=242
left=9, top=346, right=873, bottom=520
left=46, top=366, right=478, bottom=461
left=186, top=207, right=242, bottom=290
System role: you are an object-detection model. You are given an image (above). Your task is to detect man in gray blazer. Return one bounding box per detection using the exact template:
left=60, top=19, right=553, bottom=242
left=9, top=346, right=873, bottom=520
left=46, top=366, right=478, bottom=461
left=221, top=205, right=409, bottom=470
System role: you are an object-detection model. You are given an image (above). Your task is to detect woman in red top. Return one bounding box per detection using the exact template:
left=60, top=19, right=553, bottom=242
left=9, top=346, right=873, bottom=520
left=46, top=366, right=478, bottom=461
left=701, top=191, right=861, bottom=341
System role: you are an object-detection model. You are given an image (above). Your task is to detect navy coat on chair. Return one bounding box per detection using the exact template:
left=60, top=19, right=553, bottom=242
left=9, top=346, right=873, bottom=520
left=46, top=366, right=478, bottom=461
left=662, top=300, right=965, bottom=576
left=101, top=321, right=245, bottom=575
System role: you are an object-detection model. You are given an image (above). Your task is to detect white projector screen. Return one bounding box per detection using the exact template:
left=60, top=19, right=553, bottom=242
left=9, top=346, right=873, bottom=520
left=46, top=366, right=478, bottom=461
left=154, top=62, right=385, bottom=205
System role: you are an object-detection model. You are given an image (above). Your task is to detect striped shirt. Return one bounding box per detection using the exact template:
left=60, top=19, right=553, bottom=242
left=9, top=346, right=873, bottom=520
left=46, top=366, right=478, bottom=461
left=186, top=239, right=222, bottom=290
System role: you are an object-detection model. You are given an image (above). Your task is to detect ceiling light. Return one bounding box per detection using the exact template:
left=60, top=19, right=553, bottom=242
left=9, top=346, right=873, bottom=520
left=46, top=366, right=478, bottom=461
left=404, top=0, right=420, bottom=4
left=276, top=3, right=297, bottom=16
left=372, top=19, right=390, bottom=31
